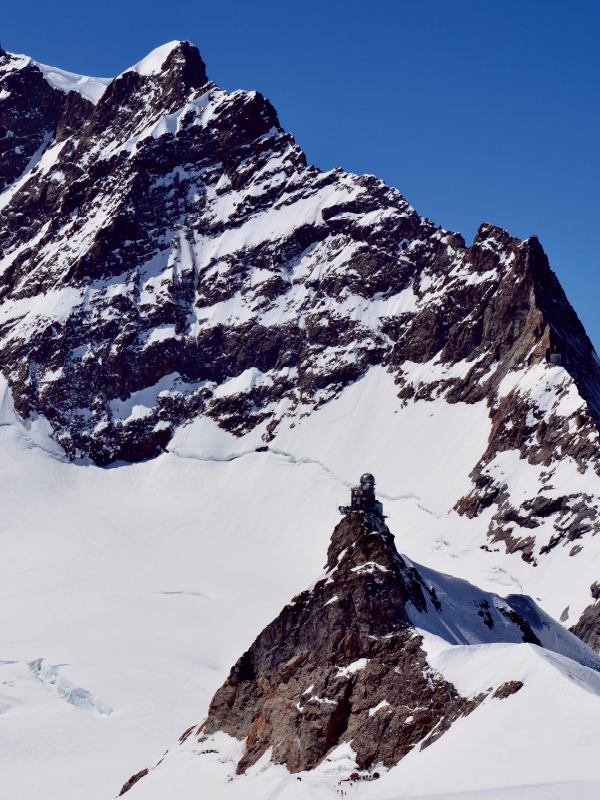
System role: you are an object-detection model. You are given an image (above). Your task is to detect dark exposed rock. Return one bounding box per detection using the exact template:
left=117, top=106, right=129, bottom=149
left=0, top=52, right=68, bottom=191
left=538, top=495, right=600, bottom=554
left=193, top=513, right=519, bottom=774
left=570, top=582, right=600, bottom=653
left=119, top=768, right=148, bottom=795
left=492, top=681, right=523, bottom=699
left=115, top=511, right=596, bottom=788
left=458, top=479, right=600, bottom=565
left=498, top=599, right=542, bottom=647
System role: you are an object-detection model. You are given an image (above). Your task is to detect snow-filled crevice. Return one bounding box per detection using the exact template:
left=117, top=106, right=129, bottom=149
left=27, top=659, right=112, bottom=717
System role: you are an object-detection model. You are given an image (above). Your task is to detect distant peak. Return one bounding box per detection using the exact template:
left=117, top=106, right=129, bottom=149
left=121, top=40, right=208, bottom=88
left=473, top=222, right=512, bottom=243
left=126, top=41, right=184, bottom=77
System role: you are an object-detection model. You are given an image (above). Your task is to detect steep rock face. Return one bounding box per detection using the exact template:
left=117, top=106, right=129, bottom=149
left=570, top=583, right=600, bottom=652
left=198, top=512, right=471, bottom=774
left=2, top=41, right=600, bottom=608
left=0, top=49, right=67, bottom=190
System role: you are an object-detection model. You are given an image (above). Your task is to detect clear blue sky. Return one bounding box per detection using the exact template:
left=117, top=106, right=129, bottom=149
left=4, top=1, right=600, bottom=350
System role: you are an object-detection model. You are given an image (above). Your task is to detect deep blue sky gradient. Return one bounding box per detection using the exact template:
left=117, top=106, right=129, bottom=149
left=3, top=0, right=600, bottom=349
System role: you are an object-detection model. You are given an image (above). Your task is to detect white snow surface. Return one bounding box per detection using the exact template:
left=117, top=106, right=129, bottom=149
left=35, top=62, right=112, bottom=103
left=170, top=366, right=491, bottom=516
left=2, top=39, right=600, bottom=799
left=127, top=639, right=600, bottom=800
left=124, top=41, right=183, bottom=77
left=401, top=557, right=600, bottom=670
left=1, top=53, right=600, bottom=791
left=0, top=51, right=111, bottom=103
left=0, top=40, right=181, bottom=107
left=1, top=364, right=600, bottom=799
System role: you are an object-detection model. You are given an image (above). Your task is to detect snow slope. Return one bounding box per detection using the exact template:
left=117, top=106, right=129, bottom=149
left=1, top=371, right=600, bottom=799
left=170, top=365, right=600, bottom=626
left=34, top=62, right=111, bottom=103
left=0, top=405, right=338, bottom=799
left=0, top=52, right=111, bottom=103
left=169, top=365, right=492, bottom=516
left=125, top=639, right=600, bottom=800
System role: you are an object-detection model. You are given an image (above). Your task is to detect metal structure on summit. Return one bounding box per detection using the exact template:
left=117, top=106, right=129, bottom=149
left=339, top=473, right=385, bottom=518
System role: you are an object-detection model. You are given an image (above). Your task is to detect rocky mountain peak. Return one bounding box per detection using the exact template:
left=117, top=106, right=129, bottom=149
left=196, top=514, right=600, bottom=773
left=157, top=40, right=208, bottom=91
left=96, top=41, right=209, bottom=127
left=170, top=512, right=475, bottom=776
left=6, top=39, right=600, bottom=800
left=118, top=509, right=599, bottom=792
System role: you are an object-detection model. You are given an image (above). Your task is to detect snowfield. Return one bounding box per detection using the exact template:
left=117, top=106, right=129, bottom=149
left=1, top=368, right=600, bottom=799
left=125, top=640, right=600, bottom=800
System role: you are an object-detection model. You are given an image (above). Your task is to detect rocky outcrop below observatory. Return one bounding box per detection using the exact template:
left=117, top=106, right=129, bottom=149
left=196, top=512, right=475, bottom=775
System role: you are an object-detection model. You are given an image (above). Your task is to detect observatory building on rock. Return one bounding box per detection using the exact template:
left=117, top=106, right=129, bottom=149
left=339, top=473, right=385, bottom=518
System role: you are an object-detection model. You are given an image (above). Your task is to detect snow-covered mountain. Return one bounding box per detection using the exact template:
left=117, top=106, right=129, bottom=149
left=2, top=40, right=600, bottom=799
